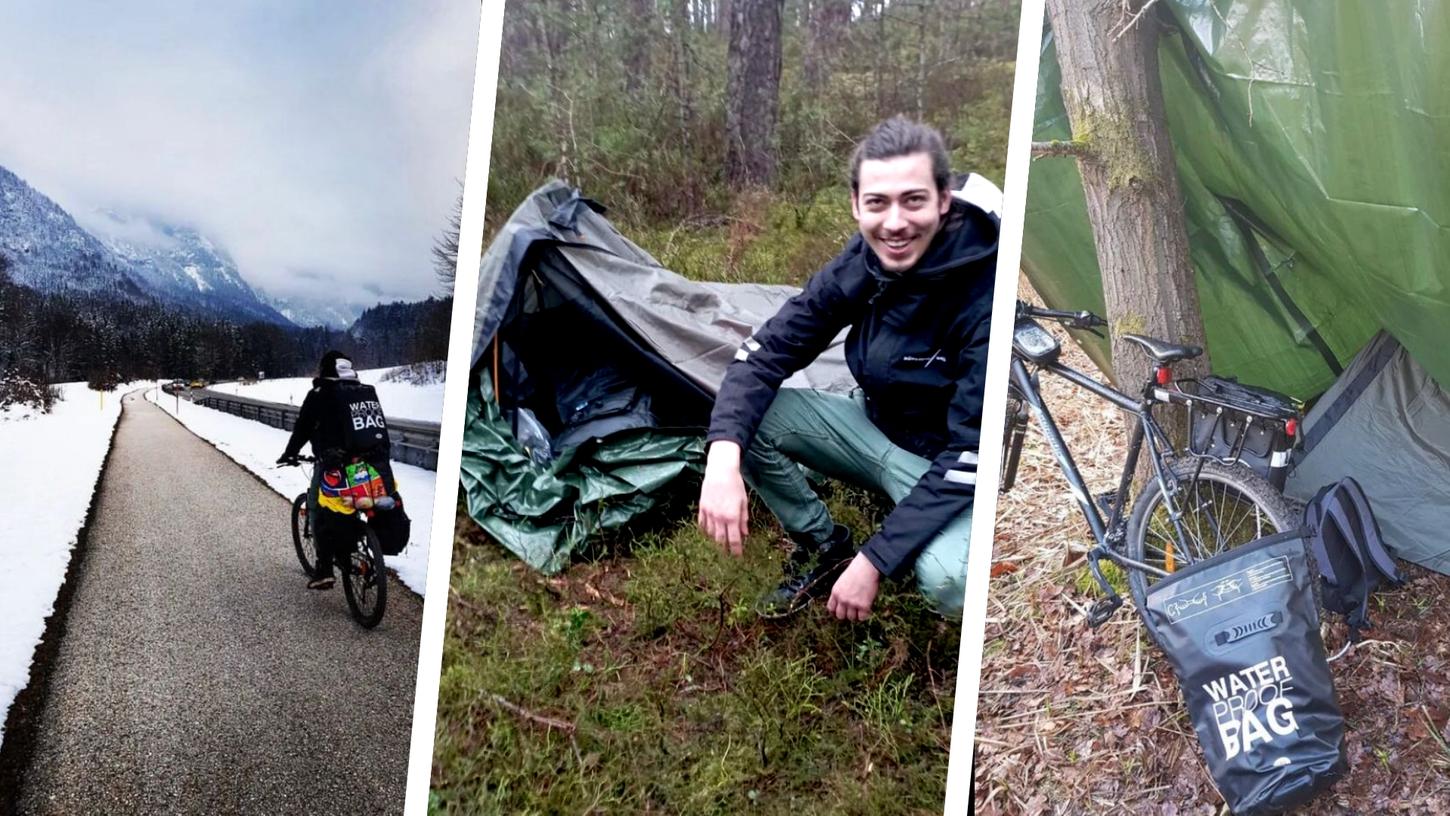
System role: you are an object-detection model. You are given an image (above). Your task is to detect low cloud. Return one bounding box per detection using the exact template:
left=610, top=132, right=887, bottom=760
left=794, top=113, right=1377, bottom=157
left=0, top=1, right=478, bottom=305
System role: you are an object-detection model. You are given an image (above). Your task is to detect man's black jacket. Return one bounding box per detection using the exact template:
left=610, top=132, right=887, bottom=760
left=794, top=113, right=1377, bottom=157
left=706, top=196, right=997, bottom=579
left=282, top=377, right=391, bottom=462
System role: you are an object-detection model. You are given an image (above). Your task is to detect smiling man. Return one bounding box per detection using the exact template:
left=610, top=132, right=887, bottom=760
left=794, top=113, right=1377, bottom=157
left=698, top=116, right=998, bottom=621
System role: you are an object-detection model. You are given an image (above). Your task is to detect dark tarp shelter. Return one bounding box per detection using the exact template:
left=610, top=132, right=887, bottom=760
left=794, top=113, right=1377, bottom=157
left=463, top=181, right=855, bottom=573
left=1026, top=2, right=1450, bottom=571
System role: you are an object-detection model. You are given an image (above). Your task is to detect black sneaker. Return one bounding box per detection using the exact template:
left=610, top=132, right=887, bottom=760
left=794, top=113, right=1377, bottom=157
left=308, top=562, right=336, bottom=590
left=755, top=524, right=855, bottom=619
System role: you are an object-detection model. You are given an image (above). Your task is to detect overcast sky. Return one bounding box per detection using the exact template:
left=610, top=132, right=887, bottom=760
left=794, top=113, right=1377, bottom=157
left=0, top=2, right=479, bottom=305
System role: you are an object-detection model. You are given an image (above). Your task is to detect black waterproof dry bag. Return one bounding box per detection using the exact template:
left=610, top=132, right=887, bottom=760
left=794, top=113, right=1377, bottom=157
left=1142, top=531, right=1346, bottom=815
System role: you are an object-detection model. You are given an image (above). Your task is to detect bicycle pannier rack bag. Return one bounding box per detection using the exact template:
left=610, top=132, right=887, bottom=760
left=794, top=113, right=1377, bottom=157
left=1177, top=375, right=1298, bottom=489
left=1142, top=531, right=1347, bottom=815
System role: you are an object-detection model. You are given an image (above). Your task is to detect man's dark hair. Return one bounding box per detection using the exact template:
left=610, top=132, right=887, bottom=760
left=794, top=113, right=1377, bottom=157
left=849, top=115, right=951, bottom=195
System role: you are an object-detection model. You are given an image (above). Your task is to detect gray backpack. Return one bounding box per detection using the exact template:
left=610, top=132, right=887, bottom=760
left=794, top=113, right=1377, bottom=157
left=1304, top=477, right=1406, bottom=641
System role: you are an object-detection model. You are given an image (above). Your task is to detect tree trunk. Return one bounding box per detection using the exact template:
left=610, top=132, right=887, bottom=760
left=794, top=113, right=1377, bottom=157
left=1042, top=0, right=1210, bottom=418
left=804, top=0, right=849, bottom=90
left=915, top=4, right=929, bottom=120
left=624, top=0, right=653, bottom=94
left=671, top=0, right=698, bottom=211
left=536, top=0, right=574, bottom=183
left=724, top=0, right=783, bottom=189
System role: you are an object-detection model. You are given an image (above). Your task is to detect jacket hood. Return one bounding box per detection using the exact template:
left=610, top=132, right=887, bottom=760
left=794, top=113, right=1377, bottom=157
left=311, top=376, right=364, bottom=389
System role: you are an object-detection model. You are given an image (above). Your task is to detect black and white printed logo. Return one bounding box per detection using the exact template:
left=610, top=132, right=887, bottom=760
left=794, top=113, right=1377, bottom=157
left=1164, top=557, right=1292, bottom=623
left=901, top=348, right=946, bottom=368
left=349, top=399, right=386, bottom=433
left=1203, top=656, right=1301, bottom=760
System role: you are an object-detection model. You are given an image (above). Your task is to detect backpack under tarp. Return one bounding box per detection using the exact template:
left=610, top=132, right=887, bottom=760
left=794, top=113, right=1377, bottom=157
left=1142, top=532, right=1347, bottom=815
left=1304, top=477, right=1406, bottom=640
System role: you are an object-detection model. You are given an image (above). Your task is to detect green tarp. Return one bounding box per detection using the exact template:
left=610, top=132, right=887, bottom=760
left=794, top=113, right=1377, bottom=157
left=1027, top=2, right=1450, bottom=572
left=1027, top=1, right=1450, bottom=399
left=459, top=375, right=703, bottom=574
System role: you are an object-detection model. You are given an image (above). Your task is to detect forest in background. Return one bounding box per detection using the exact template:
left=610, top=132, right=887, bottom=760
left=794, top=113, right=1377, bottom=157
left=0, top=253, right=451, bottom=410
left=483, top=0, right=1018, bottom=286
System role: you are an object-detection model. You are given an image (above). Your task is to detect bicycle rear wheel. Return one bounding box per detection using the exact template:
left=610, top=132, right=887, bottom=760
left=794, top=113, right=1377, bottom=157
left=341, top=526, right=387, bottom=629
left=290, top=494, right=318, bottom=576
left=1126, top=460, right=1300, bottom=611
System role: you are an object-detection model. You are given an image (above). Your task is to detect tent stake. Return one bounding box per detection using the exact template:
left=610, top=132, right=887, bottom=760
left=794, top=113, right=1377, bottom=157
left=492, top=335, right=500, bottom=404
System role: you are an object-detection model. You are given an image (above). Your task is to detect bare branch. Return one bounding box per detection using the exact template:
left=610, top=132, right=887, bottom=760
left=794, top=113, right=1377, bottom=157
left=1110, top=0, right=1162, bottom=42
left=1031, top=139, right=1094, bottom=160
left=489, top=694, right=577, bottom=733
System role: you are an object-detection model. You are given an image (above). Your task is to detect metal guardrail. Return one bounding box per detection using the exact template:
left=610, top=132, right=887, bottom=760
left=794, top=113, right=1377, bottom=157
left=182, top=386, right=441, bottom=471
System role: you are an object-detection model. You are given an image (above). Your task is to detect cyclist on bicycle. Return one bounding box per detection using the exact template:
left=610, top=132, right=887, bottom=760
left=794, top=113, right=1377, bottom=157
left=277, top=350, right=397, bottom=590
left=697, top=116, right=997, bottom=621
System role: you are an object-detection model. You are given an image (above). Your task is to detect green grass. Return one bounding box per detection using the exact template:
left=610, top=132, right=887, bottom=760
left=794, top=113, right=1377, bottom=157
left=624, top=187, right=860, bottom=289
left=432, top=485, right=960, bottom=816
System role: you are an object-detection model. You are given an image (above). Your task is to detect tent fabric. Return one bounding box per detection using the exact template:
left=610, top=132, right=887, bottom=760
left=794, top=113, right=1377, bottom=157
left=472, top=180, right=856, bottom=393
left=1025, top=2, right=1450, bottom=400
left=1026, top=3, right=1450, bottom=574
left=463, top=181, right=856, bottom=572
left=1285, top=332, right=1450, bottom=574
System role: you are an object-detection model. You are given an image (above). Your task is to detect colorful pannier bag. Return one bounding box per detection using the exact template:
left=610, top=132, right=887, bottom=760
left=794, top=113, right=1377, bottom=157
left=319, top=461, right=389, bottom=513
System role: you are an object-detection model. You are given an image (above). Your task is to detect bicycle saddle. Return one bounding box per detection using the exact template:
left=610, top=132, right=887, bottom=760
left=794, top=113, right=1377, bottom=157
left=1121, top=334, right=1203, bottom=363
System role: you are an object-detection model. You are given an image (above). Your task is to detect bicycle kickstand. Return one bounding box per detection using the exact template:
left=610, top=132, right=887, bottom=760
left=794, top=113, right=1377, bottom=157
left=1084, top=548, right=1124, bottom=628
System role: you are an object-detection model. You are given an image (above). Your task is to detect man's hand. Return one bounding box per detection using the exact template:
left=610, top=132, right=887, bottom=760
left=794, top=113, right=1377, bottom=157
left=697, top=441, right=750, bottom=556
left=827, top=554, right=881, bottom=622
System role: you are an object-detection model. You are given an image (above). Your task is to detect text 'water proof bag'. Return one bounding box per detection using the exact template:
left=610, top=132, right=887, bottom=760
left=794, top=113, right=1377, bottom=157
left=1143, top=532, right=1347, bottom=814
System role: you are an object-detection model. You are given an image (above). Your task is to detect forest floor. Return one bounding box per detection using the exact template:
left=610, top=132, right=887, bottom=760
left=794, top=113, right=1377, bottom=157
left=434, top=487, right=962, bottom=815
left=973, top=283, right=1450, bottom=815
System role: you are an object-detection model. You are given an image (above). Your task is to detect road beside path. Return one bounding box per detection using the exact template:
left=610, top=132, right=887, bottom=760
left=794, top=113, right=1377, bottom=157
left=16, top=392, right=422, bottom=815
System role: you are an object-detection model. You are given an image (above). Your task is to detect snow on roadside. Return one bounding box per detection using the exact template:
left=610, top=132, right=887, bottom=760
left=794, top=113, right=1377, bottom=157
left=0, top=381, right=156, bottom=747
left=146, top=389, right=432, bottom=596
left=208, top=364, right=443, bottom=423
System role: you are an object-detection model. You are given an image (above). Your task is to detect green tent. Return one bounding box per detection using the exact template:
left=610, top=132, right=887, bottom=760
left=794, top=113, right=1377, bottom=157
left=1026, top=2, right=1450, bottom=571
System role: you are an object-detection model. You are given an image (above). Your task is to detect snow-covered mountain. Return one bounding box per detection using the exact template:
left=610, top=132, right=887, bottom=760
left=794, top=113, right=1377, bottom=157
left=81, top=210, right=290, bottom=325
left=0, top=163, right=290, bottom=325
left=257, top=289, right=365, bottom=330
left=0, top=165, right=147, bottom=298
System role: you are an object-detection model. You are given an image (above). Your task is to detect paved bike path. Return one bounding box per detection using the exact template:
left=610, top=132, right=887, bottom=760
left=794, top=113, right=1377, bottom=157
left=16, top=391, right=422, bottom=815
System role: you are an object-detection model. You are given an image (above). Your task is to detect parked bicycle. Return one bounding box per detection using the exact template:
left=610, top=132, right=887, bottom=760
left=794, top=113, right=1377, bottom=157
left=1001, top=301, right=1303, bottom=626
left=282, top=454, right=388, bottom=629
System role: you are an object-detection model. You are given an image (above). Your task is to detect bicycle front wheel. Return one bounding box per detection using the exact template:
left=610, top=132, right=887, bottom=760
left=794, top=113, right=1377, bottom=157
left=1126, top=460, right=1300, bottom=611
left=342, top=526, right=387, bottom=629
left=291, top=494, right=318, bottom=577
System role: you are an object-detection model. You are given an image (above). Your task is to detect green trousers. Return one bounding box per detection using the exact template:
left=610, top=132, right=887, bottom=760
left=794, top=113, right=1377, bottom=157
left=741, top=388, right=972, bottom=618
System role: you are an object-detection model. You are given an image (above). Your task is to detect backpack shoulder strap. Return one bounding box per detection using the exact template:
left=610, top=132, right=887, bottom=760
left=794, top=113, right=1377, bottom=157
left=1336, top=477, right=1406, bottom=587
left=1304, top=482, right=1350, bottom=589
left=1320, top=490, right=1374, bottom=633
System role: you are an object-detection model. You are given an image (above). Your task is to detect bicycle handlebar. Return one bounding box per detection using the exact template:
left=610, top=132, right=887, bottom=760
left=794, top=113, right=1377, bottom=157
left=1016, top=300, right=1108, bottom=331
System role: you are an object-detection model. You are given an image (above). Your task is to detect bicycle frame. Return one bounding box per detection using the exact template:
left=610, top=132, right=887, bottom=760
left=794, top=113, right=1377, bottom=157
left=1008, top=355, right=1178, bottom=568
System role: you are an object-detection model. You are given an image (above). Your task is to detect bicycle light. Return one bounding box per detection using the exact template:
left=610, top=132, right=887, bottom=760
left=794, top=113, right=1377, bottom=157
left=1155, top=365, right=1173, bottom=386
left=1285, top=418, right=1298, bottom=437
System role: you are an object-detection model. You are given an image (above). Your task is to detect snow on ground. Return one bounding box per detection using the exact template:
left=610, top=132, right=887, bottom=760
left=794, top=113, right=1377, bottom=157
left=146, top=389, right=432, bottom=596
left=209, top=364, right=443, bottom=423
left=0, top=381, right=157, bottom=747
